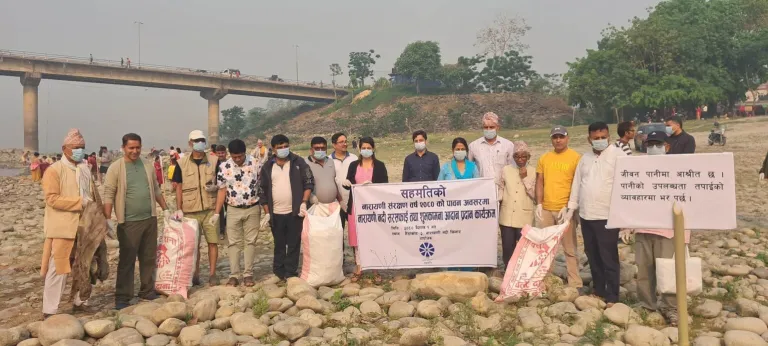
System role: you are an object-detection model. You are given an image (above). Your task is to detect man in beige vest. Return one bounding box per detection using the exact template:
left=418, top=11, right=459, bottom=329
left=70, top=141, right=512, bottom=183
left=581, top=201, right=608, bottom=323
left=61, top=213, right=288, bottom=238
left=499, top=141, right=536, bottom=268
left=41, top=129, right=106, bottom=318
left=171, top=130, right=220, bottom=285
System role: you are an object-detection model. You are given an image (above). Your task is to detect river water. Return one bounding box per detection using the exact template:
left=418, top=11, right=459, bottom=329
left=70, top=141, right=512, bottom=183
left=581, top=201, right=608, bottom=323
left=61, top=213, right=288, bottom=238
left=0, top=168, right=22, bottom=177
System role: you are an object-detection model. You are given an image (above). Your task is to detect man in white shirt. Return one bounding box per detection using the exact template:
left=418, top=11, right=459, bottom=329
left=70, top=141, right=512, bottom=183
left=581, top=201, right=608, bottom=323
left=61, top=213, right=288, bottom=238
left=468, top=112, right=515, bottom=198
left=331, top=132, right=357, bottom=230
left=563, top=121, right=623, bottom=306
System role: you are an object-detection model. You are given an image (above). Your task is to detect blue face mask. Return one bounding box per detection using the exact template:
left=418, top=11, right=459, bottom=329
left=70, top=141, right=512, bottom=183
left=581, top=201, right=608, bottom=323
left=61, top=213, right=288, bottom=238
left=665, top=126, right=674, bottom=135
left=360, top=149, right=373, bottom=158
left=313, top=150, right=327, bottom=160
left=276, top=147, right=290, bottom=159
left=71, top=148, right=85, bottom=162
left=483, top=129, right=497, bottom=140
left=192, top=142, right=206, bottom=152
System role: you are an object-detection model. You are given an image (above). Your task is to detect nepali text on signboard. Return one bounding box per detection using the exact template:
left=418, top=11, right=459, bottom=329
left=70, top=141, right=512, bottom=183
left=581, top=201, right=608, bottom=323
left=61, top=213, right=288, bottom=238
left=352, top=178, right=499, bottom=270
left=606, top=153, right=736, bottom=230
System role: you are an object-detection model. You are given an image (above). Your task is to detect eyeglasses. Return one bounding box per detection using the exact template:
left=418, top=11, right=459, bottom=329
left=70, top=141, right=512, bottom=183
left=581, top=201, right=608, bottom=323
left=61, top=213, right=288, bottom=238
left=335, top=141, right=347, bottom=144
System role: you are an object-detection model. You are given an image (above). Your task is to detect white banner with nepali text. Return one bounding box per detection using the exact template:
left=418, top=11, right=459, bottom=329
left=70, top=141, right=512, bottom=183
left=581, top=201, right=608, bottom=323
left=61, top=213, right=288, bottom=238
left=352, top=178, right=499, bottom=270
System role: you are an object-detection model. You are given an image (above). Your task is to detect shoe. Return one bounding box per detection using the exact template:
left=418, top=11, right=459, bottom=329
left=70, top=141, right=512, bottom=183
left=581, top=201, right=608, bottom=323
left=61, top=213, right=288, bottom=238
left=192, top=276, right=201, bottom=286
left=72, top=304, right=99, bottom=314
left=114, top=302, right=131, bottom=310
left=140, top=292, right=160, bottom=301
left=42, top=313, right=53, bottom=320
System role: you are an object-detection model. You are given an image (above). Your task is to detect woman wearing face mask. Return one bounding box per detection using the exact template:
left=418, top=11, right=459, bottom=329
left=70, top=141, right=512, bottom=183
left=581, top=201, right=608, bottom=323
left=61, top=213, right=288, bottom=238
left=498, top=141, right=536, bottom=269
left=438, top=137, right=479, bottom=181
left=342, top=137, right=388, bottom=283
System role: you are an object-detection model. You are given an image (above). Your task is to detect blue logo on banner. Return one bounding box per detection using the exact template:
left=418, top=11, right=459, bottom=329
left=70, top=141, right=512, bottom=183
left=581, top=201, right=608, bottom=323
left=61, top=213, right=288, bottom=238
left=419, top=242, right=435, bottom=258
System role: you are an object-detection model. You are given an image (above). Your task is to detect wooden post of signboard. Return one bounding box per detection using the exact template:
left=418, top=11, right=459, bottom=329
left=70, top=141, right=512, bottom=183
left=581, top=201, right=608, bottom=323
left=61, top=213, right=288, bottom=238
left=673, top=203, right=690, bottom=346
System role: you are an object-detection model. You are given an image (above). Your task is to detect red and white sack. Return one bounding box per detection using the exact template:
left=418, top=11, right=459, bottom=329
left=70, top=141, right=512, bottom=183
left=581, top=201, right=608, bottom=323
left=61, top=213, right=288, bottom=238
left=155, top=217, right=200, bottom=298
left=495, top=222, right=570, bottom=302
left=300, top=202, right=345, bottom=287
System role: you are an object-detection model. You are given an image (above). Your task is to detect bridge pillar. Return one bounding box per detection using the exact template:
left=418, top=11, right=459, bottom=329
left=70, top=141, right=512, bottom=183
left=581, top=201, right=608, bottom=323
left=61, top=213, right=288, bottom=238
left=21, top=73, right=42, bottom=152
left=200, top=89, right=227, bottom=145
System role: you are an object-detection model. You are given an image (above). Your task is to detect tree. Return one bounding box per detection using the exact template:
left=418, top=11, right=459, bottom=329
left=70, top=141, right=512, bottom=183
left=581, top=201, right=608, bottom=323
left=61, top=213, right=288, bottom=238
left=394, top=41, right=442, bottom=93
left=329, top=63, right=343, bottom=100
left=475, top=14, right=531, bottom=57
left=243, top=107, right=268, bottom=136
left=219, top=106, right=246, bottom=141
left=527, top=73, right=568, bottom=98
left=474, top=50, right=538, bottom=93
left=348, top=50, right=380, bottom=87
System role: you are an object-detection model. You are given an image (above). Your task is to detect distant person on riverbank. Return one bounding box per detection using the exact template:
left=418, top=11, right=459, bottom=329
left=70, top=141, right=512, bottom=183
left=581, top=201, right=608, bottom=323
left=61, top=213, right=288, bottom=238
left=88, top=153, right=98, bottom=181
left=89, top=54, right=93, bottom=64
left=468, top=112, right=515, bottom=198
left=99, top=146, right=113, bottom=184
left=251, top=139, right=269, bottom=166
left=760, top=150, right=768, bottom=183
left=21, top=151, right=30, bottom=166
left=403, top=130, right=440, bottom=182
left=41, top=129, right=107, bottom=318
left=664, top=116, right=695, bottom=154
left=104, top=133, right=170, bottom=309
left=154, top=155, right=164, bottom=189
left=30, top=152, right=42, bottom=182
left=126, top=57, right=131, bottom=68
left=121, top=58, right=124, bottom=67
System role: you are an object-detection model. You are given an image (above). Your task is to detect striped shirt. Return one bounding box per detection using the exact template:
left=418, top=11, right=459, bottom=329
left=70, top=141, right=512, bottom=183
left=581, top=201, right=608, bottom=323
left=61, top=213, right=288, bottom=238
left=615, top=140, right=632, bottom=155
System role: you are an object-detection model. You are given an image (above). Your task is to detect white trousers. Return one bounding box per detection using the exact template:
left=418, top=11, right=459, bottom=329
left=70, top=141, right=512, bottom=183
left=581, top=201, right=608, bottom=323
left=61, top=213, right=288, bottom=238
left=42, top=255, right=89, bottom=314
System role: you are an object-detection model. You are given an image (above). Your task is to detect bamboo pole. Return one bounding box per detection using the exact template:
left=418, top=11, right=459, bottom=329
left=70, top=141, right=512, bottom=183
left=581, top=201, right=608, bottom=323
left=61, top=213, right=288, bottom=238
left=673, top=203, right=689, bottom=346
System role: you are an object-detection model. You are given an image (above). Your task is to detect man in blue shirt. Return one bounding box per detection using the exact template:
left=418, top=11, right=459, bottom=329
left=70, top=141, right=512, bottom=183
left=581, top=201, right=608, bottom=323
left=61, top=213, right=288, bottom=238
left=402, top=130, right=440, bottom=182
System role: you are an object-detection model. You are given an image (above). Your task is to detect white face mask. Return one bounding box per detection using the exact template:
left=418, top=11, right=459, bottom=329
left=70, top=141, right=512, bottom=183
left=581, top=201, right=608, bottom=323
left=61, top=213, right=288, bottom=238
left=591, top=139, right=609, bottom=151
left=647, top=145, right=666, bottom=156
left=414, top=142, right=426, bottom=152
left=453, top=150, right=467, bottom=161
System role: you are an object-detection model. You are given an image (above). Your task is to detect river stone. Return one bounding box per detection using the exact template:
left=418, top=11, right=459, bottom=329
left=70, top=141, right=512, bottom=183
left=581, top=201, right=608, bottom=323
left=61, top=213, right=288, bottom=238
left=399, top=327, right=430, bottom=346
left=693, top=299, right=723, bottom=318
left=38, top=315, right=84, bottom=346
left=136, top=318, right=159, bottom=337
left=286, top=278, right=317, bottom=301
left=359, top=301, right=383, bottom=316
left=26, top=322, right=41, bottom=339
left=18, top=339, right=41, bottom=346
left=517, top=307, right=544, bottom=330
left=574, top=296, right=606, bottom=310
left=624, top=324, right=671, bottom=346
left=273, top=318, right=310, bottom=341
left=131, top=302, right=161, bottom=320
left=211, top=317, right=231, bottom=331
left=230, top=313, right=267, bottom=338
left=416, top=300, right=443, bottom=319
left=375, top=291, right=410, bottom=307
left=0, top=326, right=30, bottom=346
left=547, top=302, right=579, bottom=317
left=295, top=296, right=323, bottom=313
left=83, top=319, right=115, bottom=339
left=728, top=265, right=753, bottom=276
left=158, top=318, right=186, bottom=336
left=50, top=340, right=89, bottom=346
left=146, top=334, right=172, bottom=346
left=388, top=301, right=416, bottom=319
left=736, top=298, right=763, bottom=317
left=200, top=331, right=237, bottom=346
left=724, top=317, right=768, bottom=335
left=604, top=303, right=641, bottom=327
left=723, top=330, right=768, bottom=345
left=409, top=272, right=488, bottom=301
left=193, top=299, right=217, bottom=322
left=179, top=325, right=206, bottom=346
left=470, top=292, right=494, bottom=314
left=151, top=302, right=189, bottom=325
left=693, top=335, right=722, bottom=346
left=99, top=328, right=144, bottom=346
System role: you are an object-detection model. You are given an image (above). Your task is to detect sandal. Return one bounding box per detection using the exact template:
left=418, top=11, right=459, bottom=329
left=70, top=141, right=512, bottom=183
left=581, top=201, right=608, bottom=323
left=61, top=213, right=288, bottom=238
left=225, top=277, right=239, bottom=287
left=243, top=276, right=255, bottom=287
left=350, top=272, right=362, bottom=283
left=209, top=274, right=219, bottom=286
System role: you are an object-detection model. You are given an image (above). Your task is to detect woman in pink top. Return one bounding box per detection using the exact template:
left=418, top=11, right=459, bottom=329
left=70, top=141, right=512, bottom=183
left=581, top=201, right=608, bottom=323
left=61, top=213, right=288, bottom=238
left=343, top=137, right=388, bottom=283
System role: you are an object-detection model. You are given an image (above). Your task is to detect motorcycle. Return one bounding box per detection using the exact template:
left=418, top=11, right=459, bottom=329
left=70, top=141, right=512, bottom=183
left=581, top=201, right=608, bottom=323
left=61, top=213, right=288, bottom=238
left=708, top=127, right=726, bottom=146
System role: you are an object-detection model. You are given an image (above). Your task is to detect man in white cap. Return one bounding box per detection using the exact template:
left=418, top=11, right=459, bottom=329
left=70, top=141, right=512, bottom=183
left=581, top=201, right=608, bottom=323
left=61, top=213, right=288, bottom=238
left=468, top=112, right=515, bottom=198
left=171, top=130, right=220, bottom=285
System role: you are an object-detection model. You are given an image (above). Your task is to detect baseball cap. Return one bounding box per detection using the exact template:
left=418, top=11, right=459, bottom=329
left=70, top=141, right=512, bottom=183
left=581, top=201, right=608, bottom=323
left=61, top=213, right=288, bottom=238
left=645, top=131, right=667, bottom=143
left=188, top=130, right=206, bottom=141
left=550, top=126, right=568, bottom=137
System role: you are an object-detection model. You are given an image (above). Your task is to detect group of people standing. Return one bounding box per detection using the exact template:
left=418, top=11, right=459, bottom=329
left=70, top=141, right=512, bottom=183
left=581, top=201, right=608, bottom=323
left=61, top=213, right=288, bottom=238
left=38, top=112, right=700, bottom=325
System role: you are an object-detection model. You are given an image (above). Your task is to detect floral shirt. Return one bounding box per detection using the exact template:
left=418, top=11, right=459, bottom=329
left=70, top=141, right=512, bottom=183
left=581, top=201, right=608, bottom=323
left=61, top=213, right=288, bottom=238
left=216, top=156, right=260, bottom=208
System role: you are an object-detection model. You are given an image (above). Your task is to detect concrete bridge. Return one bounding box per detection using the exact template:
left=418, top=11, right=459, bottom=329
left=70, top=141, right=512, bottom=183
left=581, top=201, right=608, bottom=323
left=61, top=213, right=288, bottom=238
left=0, top=50, right=347, bottom=151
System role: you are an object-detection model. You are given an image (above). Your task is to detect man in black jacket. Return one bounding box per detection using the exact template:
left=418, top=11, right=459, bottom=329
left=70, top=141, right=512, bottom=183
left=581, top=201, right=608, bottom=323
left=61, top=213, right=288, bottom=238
left=664, top=116, right=696, bottom=154
left=258, top=134, right=314, bottom=280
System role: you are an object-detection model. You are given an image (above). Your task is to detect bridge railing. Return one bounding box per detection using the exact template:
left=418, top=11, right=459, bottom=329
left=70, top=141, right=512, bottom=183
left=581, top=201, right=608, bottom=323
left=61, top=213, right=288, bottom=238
left=0, top=49, right=345, bottom=91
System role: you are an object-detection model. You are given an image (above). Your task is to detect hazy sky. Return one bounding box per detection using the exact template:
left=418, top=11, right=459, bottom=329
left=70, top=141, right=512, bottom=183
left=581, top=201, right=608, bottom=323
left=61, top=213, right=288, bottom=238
left=0, top=0, right=660, bottom=152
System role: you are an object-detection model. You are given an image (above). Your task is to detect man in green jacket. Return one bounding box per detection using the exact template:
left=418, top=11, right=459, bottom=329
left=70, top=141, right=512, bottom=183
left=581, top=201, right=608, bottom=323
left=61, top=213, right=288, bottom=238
left=103, top=133, right=170, bottom=309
